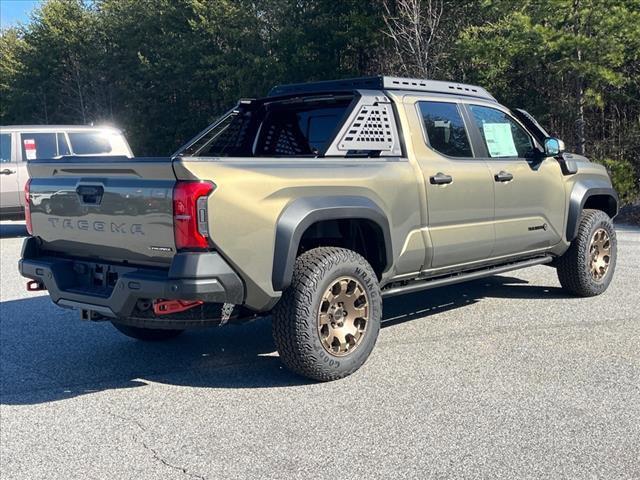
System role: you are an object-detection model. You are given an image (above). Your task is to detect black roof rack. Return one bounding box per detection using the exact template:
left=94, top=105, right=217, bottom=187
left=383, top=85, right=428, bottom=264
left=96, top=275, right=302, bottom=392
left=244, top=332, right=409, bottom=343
left=268, top=75, right=496, bottom=101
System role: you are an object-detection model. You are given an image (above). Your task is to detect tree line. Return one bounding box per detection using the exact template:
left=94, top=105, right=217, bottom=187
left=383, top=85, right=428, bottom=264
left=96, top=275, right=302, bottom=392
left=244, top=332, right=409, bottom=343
left=1, top=0, right=638, bottom=201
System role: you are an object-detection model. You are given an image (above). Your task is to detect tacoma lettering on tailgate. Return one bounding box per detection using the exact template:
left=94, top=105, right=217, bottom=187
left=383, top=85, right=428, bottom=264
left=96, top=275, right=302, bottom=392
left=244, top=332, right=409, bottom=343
left=46, top=217, right=145, bottom=235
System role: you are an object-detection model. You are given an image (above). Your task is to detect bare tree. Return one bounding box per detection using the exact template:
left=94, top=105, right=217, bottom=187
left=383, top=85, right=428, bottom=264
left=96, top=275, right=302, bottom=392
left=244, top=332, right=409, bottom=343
left=382, top=0, right=444, bottom=78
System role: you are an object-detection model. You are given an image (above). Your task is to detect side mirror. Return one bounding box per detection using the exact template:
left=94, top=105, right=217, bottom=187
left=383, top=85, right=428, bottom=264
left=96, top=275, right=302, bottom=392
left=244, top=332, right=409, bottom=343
left=544, top=137, right=565, bottom=157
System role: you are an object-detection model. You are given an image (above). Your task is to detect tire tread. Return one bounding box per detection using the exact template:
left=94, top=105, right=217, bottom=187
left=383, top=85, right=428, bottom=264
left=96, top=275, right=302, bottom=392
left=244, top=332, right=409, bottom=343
left=556, top=209, right=616, bottom=297
left=272, top=247, right=381, bottom=382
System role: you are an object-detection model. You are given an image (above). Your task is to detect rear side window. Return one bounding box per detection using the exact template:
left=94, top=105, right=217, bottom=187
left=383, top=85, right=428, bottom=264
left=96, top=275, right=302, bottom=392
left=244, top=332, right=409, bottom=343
left=20, top=133, right=59, bottom=160
left=469, top=105, right=535, bottom=158
left=418, top=101, right=473, bottom=158
left=0, top=134, right=11, bottom=163
left=68, top=132, right=112, bottom=155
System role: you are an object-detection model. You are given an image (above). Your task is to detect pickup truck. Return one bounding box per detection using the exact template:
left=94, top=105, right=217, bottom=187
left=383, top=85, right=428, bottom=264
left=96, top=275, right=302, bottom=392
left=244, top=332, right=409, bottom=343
left=19, top=76, right=618, bottom=381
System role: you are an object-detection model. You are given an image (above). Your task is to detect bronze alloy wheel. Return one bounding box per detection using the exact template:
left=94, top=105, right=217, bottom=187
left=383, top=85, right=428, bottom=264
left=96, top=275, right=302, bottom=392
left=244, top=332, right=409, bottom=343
left=318, top=276, right=369, bottom=356
left=589, top=228, right=612, bottom=281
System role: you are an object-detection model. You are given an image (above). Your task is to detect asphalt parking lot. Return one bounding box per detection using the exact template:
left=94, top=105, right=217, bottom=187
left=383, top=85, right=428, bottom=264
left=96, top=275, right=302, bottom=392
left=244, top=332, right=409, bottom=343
left=1, top=220, right=638, bottom=480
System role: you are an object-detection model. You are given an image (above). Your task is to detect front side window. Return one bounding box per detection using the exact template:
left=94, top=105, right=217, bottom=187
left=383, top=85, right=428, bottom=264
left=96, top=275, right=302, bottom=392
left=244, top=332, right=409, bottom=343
left=418, top=101, right=473, bottom=158
left=469, top=105, right=535, bottom=158
left=68, top=132, right=112, bottom=155
left=0, top=134, right=11, bottom=163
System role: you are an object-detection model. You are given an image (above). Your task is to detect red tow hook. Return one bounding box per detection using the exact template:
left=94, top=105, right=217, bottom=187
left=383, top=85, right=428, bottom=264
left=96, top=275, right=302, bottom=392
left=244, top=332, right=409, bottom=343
left=153, top=299, right=203, bottom=315
left=26, top=280, right=45, bottom=291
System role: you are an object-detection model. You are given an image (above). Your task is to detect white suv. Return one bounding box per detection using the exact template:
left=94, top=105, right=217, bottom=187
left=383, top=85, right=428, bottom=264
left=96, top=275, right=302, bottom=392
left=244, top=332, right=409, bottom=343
left=0, top=125, right=133, bottom=218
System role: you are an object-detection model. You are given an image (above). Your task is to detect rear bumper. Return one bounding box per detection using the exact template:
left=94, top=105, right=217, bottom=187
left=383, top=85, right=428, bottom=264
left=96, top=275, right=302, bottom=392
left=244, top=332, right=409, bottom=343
left=19, top=237, right=244, bottom=319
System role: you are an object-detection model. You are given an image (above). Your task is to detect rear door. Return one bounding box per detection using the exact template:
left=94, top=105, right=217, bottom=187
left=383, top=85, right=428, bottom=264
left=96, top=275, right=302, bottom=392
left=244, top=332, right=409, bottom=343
left=406, top=98, right=495, bottom=269
left=19, top=131, right=70, bottom=161
left=0, top=132, right=20, bottom=210
left=464, top=104, right=565, bottom=256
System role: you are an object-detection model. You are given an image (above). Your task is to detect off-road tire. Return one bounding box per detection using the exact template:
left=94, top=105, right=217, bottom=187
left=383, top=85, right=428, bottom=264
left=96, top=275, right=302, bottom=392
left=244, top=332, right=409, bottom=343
left=272, top=247, right=382, bottom=382
left=556, top=209, right=617, bottom=297
left=111, top=322, right=184, bottom=341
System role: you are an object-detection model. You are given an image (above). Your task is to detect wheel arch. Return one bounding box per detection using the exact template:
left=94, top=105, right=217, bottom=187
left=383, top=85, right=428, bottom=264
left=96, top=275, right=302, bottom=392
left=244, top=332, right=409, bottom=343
left=272, top=196, right=393, bottom=291
left=566, top=180, right=618, bottom=241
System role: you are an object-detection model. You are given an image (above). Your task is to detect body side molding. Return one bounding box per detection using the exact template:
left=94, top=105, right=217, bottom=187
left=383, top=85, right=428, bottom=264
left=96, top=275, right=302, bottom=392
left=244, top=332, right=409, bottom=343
left=272, top=196, right=392, bottom=291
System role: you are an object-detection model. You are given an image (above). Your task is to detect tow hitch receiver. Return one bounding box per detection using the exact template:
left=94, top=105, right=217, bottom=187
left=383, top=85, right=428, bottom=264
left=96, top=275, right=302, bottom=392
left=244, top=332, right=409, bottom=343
left=153, top=299, right=204, bottom=315
left=26, top=280, right=45, bottom=291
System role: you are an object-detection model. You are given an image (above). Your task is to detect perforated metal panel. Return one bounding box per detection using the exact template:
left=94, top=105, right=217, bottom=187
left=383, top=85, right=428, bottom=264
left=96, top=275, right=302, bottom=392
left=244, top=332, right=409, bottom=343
left=325, top=92, right=402, bottom=157
left=381, top=76, right=495, bottom=101
left=340, top=104, right=394, bottom=150
left=269, top=76, right=496, bottom=102
left=259, top=121, right=309, bottom=156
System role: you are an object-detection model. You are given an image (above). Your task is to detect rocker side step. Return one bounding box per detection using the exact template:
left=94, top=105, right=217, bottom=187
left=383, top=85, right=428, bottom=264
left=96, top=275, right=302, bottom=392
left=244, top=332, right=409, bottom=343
left=381, top=255, right=554, bottom=298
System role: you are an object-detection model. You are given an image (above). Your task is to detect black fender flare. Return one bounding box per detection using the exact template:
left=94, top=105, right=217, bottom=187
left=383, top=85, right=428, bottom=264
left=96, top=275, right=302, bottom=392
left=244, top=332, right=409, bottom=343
left=272, top=196, right=393, bottom=291
left=566, top=179, right=618, bottom=241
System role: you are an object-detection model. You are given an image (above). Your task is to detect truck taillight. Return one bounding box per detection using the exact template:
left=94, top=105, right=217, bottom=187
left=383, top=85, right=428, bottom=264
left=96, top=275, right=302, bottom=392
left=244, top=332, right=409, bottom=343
left=24, top=179, right=32, bottom=235
left=173, top=181, right=215, bottom=250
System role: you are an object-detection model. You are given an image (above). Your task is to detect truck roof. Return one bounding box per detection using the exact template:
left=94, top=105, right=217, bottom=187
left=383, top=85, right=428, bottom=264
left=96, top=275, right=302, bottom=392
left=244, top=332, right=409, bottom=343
left=268, top=75, right=496, bottom=102
left=0, top=125, right=123, bottom=132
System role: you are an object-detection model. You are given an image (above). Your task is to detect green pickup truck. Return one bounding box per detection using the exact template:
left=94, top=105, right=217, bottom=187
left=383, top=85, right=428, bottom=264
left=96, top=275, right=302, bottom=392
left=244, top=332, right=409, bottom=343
left=20, top=76, right=618, bottom=381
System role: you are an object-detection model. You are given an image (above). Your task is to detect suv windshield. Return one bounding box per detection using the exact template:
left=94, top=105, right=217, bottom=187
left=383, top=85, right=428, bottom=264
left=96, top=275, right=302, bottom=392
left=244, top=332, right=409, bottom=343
left=180, top=96, right=353, bottom=157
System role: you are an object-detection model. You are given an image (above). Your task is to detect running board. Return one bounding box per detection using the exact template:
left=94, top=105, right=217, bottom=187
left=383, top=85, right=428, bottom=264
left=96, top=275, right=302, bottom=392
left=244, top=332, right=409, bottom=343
left=381, top=255, right=553, bottom=298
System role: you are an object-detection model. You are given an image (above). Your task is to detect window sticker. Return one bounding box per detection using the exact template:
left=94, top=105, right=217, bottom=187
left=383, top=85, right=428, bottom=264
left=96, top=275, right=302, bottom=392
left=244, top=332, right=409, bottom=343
left=482, top=123, right=518, bottom=157
left=23, top=139, right=37, bottom=160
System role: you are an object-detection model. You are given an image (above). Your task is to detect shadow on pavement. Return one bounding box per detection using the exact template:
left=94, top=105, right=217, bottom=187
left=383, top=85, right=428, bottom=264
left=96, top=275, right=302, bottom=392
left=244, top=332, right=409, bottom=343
left=0, top=274, right=571, bottom=405
left=0, top=222, right=27, bottom=239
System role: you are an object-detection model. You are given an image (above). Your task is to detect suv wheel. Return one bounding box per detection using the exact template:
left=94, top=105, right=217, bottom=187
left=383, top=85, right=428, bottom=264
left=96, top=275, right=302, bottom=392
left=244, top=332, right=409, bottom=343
left=556, top=209, right=617, bottom=297
left=272, top=247, right=382, bottom=381
left=111, top=322, right=184, bottom=341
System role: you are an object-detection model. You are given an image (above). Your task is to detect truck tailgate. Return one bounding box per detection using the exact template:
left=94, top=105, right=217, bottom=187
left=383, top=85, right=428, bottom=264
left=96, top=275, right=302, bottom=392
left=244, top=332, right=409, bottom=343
left=27, top=157, right=177, bottom=266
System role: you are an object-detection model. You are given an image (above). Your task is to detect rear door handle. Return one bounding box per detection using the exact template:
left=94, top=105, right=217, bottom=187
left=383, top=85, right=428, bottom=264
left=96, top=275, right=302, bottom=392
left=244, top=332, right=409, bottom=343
left=0, top=168, right=16, bottom=175
left=430, top=172, right=453, bottom=185
left=495, top=171, right=514, bottom=182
